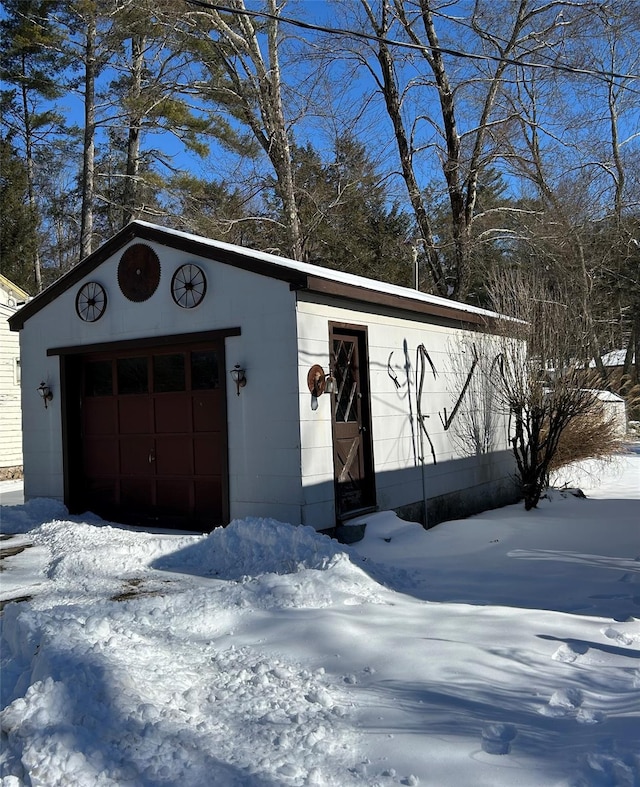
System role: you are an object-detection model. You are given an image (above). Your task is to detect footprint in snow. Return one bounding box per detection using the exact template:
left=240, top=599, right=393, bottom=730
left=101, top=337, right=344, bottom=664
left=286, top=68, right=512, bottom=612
left=481, top=723, right=517, bottom=755
left=539, top=687, right=583, bottom=717
left=552, top=642, right=588, bottom=663
left=538, top=688, right=605, bottom=723
left=603, top=626, right=636, bottom=646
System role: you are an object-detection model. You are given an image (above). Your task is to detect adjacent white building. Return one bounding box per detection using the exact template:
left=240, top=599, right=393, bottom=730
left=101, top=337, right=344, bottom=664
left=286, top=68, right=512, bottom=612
left=9, top=222, right=519, bottom=532
left=0, top=274, right=29, bottom=475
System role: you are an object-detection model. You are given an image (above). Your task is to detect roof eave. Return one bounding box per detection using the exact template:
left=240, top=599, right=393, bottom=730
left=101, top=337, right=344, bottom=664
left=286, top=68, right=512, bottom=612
left=8, top=220, right=505, bottom=332
left=302, top=275, right=492, bottom=327
left=9, top=222, right=308, bottom=331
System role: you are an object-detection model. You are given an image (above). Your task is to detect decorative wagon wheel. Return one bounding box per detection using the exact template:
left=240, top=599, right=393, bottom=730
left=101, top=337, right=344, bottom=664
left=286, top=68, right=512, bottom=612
left=75, top=282, right=107, bottom=322
left=171, top=264, right=207, bottom=309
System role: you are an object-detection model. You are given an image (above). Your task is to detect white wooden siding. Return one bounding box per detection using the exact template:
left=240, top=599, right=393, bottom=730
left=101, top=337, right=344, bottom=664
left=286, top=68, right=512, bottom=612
left=0, top=306, right=23, bottom=467
left=18, top=242, right=306, bottom=521
left=296, top=296, right=515, bottom=526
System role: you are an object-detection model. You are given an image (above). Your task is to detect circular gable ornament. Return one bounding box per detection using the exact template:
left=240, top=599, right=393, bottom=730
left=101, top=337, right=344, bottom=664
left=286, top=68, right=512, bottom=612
left=117, top=244, right=161, bottom=302
left=76, top=281, right=107, bottom=322
left=171, top=263, right=207, bottom=309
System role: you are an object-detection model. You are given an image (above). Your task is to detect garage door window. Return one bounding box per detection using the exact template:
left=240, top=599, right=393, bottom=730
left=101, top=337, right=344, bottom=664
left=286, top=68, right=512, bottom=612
left=191, top=351, right=219, bottom=390
left=85, top=360, right=113, bottom=397
left=117, top=357, right=148, bottom=395
left=154, top=353, right=185, bottom=393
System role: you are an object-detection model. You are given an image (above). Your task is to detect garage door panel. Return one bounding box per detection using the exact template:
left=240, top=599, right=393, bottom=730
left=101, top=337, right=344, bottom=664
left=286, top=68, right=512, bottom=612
left=193, top=393, right=223, bottom=432
left=155, top=394, right=191, bottom=433
left=119, top=397, right=153, bottom=434
left=156, top=480, right=192, bottom=514
left=194, top=478, right=222, bottom=515
left=120, top=478, right=154, bottom=508
left=194, top=436, right=222, bottom=475
left=83, top=399, right=117, bottom=435
left=86, top=478, right=117, bottom=509
left=120, top=437, right=154, bottom=476
left=156, top=435, right=193, bottom=475
left=84, top=437, right=118, bottom=476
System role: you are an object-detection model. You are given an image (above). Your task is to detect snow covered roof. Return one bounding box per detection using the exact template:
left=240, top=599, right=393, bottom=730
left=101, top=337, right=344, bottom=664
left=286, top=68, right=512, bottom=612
left=10, top=220, right=503, bottom=331
left=589, top=389, right=626, bottom=403
left=589, top=350, right=635, bottom=368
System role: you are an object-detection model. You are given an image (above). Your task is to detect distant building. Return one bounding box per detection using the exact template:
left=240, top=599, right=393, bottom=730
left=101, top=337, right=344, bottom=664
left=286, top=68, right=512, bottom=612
left=0, top=275, right=29, bottom=475
left=591, top=390, right=628, bottom=437
left=589, top=350, right=635, bottom=371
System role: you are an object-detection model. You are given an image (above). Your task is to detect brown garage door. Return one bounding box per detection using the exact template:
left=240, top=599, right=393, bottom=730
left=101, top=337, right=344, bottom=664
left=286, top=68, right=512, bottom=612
left=79, top=342, right=227, bottom=530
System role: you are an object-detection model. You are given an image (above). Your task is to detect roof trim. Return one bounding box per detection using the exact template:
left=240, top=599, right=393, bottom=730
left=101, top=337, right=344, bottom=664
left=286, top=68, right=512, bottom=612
left=9, top=220, right=502, bottom=331
left=0, top=273, right=30, bottom=301
left=304, top=276, right=489, bottom=326
left=47, top=327, right=241, bottom=357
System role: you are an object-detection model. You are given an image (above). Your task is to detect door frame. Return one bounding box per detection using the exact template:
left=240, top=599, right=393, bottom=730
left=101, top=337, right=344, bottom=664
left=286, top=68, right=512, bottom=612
left=328, top=322, right=376, bottom=521
left=52, top=328, right=240, bottom=528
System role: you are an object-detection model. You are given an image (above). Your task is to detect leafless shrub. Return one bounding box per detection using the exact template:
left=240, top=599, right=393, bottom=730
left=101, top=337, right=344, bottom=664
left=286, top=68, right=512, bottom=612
left=619, top=375, right=640, bottom=421
left=488, top=270, right=616, bottom=510
left=546, top=403, right=625, bottom=476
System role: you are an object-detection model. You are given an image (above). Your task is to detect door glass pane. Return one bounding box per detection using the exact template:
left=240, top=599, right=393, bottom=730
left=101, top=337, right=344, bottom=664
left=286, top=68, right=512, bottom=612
left=117, top=357, right=148, bottom=395
left=154, top=353, right=185, bottom=393
left=191, top=351, right=219, bottom=390
left=85, top=360, right=113, bottom=396
left=334, top=339, right=357, bottom=422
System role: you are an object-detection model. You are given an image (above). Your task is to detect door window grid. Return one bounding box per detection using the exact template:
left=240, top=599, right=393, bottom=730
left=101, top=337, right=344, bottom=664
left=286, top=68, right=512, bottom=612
left=334, top=340, right=358, bottom=423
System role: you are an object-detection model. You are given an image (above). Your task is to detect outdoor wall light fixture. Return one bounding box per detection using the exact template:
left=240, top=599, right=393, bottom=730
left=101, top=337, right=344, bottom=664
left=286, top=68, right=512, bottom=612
left=37, top=381, right=53, bottom=408
left=307, top=364, right=336, bottom=411
left=230, top=365, right=247, bottom=395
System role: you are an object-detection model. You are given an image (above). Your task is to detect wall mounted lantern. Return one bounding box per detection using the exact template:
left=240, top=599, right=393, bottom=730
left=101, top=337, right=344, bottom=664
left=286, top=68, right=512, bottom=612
left=324, top=373, right=337, bottom=394
left=307, top=364, right=336, bottom=410
left=37, top=381, right=53, bottom=408
left=230, top=365, right=247, bottom=396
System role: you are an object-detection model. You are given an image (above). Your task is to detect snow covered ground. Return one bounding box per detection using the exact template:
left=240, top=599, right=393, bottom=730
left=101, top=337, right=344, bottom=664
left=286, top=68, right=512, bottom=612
left=1, top=449, right=639, bottom=787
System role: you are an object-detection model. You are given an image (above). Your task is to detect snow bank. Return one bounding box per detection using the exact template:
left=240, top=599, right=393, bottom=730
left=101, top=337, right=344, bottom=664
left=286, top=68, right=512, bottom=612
left=0, top=498, right=69, bottom=535
left=2, top=450, right=639, bottom=787
left=155, top=517, right=346, bottom=579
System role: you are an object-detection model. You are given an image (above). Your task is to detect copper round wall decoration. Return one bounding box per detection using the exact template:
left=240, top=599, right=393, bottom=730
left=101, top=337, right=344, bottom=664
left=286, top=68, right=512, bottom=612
left=117, top=244, right=161, bottom=302
left=307, top=364, right=327, bottom=396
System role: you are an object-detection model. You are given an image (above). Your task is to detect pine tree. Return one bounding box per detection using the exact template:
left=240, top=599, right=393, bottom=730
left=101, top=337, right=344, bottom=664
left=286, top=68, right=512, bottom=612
left=0, top=0, right=69, bottom=291
left=0, top=137, right=38, bottom=293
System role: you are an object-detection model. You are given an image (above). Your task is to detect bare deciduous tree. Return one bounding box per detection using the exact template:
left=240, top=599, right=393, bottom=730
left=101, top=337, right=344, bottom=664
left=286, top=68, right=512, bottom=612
left=489, top=270, right=603, bottom=510
left=187, top=0, right=304, bottom=259
left=347, top=0, right=570, bottom=300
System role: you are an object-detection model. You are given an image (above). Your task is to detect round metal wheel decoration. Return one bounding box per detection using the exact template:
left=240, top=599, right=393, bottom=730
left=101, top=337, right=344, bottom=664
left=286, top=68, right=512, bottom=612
left=117, top=244, right=161, bottom=302
left=171, top=263, right=207, bottom=309
left=75, top=281, right=107, bottom=322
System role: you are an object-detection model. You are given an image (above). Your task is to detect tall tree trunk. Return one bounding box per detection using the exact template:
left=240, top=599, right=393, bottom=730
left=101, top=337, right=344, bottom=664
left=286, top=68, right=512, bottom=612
left=196, top=0, right=303, bottom=259
left=361, top=0, right=446, bottom=295
left=122, top=34, right=144, bottom=226
left=264, top=0, right=301, bottom=260
left=80, top=8, right=97, bottom=258
left=20, top=57, right=42, bottom=293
